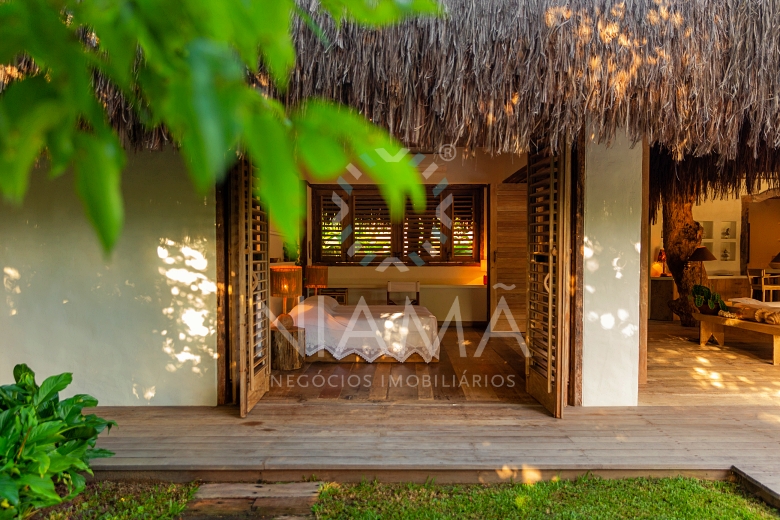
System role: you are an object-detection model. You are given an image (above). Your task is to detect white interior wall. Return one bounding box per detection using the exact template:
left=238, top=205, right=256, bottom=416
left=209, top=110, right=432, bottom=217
left=582, top=132, right=643, bottom=407
left=749, top=198, right=780, bottom=267
left=1, top=150, right=218, bottom=406
left=649, top=196, right=744, bottom=275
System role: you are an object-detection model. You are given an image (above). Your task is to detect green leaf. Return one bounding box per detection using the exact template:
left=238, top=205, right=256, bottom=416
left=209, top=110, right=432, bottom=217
left=47, top=453, right=82, bottom=474
left=244, top=105, right=303, bottom=242
left=0, top=72, right=64, bottom=205
left=168, top=39, right=244, bottom=193
left=27, top=422, right=65, bottom=447
left=17, top=474, right=60, bottom=505
left=12, top=365, right=35, bottom=387
left=292, top=100, right=425, bottom=219
left=253, top=0, right=296, bottom=86
left=0, top=474, right=19, bottom=507
left=320, top=0, right=441, bottom=26
left=59, top=395, right=99, bottom=424
left=34, top=373, right=72, bottom=408
left=73, top=132, right=125, bottom=253
left=86, top=447, right=115, bottom=460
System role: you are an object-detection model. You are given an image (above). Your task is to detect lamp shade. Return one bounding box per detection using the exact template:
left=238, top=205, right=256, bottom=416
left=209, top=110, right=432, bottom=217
left=270, top=265, right=302, bottom=297
left=305, top=265, right=328, bottom=288
left=688, top=246, right=717, bottom=262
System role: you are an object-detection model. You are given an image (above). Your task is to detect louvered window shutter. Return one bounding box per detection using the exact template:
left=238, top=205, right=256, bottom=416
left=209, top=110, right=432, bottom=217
left=316, top=190, right=345, bottom=262
left=404, top=191, right=444, bottom=262
left=352, top=192, right=393, bottom=262
left=451, top=189, right=480, bottom=262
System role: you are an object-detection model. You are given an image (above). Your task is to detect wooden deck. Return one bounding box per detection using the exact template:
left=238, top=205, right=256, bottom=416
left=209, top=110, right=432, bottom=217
left=92, top=402, right=780, bottom=484
left=90, top=321, right=780, bottom=485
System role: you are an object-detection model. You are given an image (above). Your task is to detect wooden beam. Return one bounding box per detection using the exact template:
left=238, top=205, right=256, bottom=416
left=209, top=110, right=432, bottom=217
left=216, top=180, right=229, bottom=405
left=503, top=164, right=528, bottom=184
left=568, top=134, right=585, bottom=406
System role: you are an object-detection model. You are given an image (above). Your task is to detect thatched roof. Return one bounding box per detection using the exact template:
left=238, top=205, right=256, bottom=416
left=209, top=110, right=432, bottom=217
left=6, top=0, right=780, bottom=203
left=283, top=0, right=780, bottom=207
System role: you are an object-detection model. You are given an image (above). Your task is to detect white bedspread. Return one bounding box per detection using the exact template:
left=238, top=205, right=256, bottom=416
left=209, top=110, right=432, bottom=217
left=278, top=296, right=439, bottom=362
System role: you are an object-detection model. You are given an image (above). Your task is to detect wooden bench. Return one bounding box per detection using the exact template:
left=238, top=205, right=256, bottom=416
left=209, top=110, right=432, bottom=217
left=694, top=313, right=780, bottom=365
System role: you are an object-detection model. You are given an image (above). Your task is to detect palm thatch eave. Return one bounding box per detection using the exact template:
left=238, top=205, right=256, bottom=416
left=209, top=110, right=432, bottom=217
left=5, top=0, right=780, bottom=205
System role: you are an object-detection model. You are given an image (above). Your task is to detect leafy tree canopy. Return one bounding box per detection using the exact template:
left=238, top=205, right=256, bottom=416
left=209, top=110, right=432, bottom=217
left=0, top=0, right=439, bottom=251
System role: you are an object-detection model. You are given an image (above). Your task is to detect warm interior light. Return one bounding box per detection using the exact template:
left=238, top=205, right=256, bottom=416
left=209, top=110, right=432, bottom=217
left=305, top=265, right=329, bottom=295
left=270, top=266, right=302, bottom=328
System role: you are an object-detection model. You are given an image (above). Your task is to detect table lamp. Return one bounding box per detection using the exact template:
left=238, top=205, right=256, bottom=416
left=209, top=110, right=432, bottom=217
left=657, top=248, right=669, bottom=276
left=770, top=252, right=780, bottom=269
left=270, top=265, right=302, bottom=329
left=687, top=246, right=717, bottom=285
left=305, top=265, right=328, bottom=295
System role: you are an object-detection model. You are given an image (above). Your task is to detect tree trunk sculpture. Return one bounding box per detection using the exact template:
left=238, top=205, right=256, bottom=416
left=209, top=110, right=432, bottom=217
left=662, top=195, right=709, bottom=326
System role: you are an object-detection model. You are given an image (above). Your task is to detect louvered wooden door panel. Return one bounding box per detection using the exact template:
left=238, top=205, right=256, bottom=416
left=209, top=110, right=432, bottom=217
left=234, top=161, right=270, bottom=418
left=491, top=184, right=528, bottom=332
left=525, top=150, right=570, bottom=418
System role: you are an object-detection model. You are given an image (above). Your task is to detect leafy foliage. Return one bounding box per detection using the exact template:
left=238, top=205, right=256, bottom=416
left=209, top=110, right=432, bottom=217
left=0, top=364, right=115, bottom=519
left=690, top=284, right=729, bottom=311
left=0, top=0, right=439, bottom=251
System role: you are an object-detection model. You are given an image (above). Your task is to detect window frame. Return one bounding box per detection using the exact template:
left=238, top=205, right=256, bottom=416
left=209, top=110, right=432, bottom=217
left=311, top=184, right=483, bottom=266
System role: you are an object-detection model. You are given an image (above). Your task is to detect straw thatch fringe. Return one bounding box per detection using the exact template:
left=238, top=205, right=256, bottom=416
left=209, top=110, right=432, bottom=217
left=287, top=0, right=780, bottom=157
left=6, top=0, right=780, bottom=202
left=649, top=134, right=780, bottom=220
left=283, top=0, right=780, bottom=200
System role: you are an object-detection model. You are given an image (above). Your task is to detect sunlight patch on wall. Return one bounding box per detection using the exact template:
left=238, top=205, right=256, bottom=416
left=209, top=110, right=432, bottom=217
left=155, top=237, right=217, bottom=376
left=3, top=266, right=21, bottom=316
left=132, top=383, right=156, bottom=403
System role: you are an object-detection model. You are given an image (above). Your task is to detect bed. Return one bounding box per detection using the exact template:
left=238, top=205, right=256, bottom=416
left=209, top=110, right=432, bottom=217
left=277, top=296, right=439, bottom=362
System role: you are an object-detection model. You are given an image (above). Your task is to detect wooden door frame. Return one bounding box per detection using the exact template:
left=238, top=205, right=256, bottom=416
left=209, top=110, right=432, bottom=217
left=216, top=176, right=232, bottom=405
left=568, top=137, right=584, bottom=406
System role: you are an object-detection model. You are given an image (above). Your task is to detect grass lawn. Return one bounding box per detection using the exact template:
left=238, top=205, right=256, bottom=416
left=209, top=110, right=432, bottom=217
left=33, top=481, right=197, bottom=520
left=314, top=476, right=780, bottom=520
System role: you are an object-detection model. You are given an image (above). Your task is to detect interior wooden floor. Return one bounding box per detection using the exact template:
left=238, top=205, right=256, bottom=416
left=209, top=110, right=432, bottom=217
left=264, top=328, right=535, bottom=404
left=641, top=320, right=780, bottom=407
left=264, top=321, right=780, bottom=407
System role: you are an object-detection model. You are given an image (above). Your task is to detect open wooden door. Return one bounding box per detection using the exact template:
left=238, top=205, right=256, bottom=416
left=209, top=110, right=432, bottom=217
left=526, top=149, right=571, bottom=418
left=490, top=184, right=528, bottom=332
left=231, top=161, right=271, bottom=417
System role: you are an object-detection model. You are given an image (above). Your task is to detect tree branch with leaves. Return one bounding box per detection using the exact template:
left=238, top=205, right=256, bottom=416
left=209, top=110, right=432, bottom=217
left=0, top=0, right=440, bottom=250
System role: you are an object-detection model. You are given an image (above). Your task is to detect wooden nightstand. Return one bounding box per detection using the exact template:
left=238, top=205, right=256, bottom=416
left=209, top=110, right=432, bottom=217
left=271, top=326, right=305, bottom=370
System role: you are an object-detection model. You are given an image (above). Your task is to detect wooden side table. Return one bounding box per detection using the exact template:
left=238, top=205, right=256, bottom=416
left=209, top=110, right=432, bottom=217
left=271, top=326, right=305, bottom=370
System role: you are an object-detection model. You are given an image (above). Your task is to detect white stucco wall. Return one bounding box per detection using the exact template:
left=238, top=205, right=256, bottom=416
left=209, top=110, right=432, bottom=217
left=582, top=132, right=643, bottom=406
left=1, top=150, right=218, bottom=406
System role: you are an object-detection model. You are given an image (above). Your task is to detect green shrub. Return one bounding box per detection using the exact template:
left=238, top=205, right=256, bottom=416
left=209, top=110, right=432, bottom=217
left=0, top=364, right=116, bottom=519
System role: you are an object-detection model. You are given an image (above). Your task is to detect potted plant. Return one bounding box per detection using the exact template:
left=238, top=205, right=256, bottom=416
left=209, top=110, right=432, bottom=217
left=690, top=284, right=728, bottom=315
